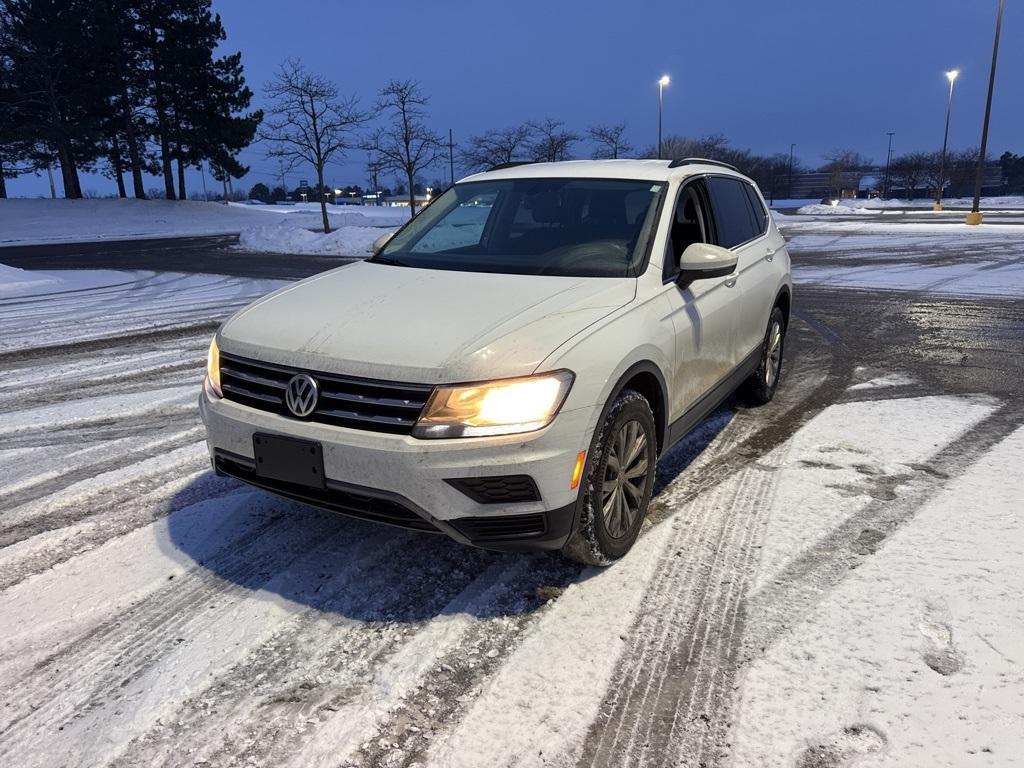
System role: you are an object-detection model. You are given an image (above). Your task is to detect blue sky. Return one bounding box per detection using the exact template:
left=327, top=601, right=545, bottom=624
left=7, top=0, right=1022, bottom=197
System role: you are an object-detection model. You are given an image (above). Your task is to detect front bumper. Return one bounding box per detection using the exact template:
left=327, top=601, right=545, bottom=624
left=199, top=391, right=593, bottom=552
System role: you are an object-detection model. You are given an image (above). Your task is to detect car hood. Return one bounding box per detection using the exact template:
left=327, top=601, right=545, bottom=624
left=219, top=261, right=635, bottom=384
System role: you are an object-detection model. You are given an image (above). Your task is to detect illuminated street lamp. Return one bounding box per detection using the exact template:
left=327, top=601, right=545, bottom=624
left=933, top=69, right=959, bottom=211
left=657, top=75, right=670, bottom=160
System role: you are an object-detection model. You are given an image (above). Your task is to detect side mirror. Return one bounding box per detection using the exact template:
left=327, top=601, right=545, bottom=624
left=371, top=231, right=395, bottom=255
left=677, top=242, right=737, bottom=284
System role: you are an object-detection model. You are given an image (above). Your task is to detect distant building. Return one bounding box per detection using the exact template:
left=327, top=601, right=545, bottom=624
left=381, top=194, right=431, bottom=208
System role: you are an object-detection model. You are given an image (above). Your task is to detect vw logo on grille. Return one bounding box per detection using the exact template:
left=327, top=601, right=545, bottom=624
left=285, top=373, right=319, bottom=418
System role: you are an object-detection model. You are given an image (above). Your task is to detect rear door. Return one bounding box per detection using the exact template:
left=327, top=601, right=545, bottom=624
left=705, top=176, right=778, bottom=361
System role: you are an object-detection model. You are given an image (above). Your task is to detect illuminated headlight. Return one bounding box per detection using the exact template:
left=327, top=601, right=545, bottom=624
left=204, top=337, right=222, bottom=398
left=412, top=370, right=574, bottom=438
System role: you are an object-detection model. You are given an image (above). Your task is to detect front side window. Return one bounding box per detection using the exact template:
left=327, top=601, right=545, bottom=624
left=375, top=178, right=666, bottom=277
left=706, top=176, right=760, bottom=248
left=665, top=181, right=713, bottom=279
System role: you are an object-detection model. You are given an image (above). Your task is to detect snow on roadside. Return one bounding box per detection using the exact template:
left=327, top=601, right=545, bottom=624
left=0, top=262, right=141, bottom=298
left=797, top=195, right=1024, bottom=215
left=0, top=262, right=59, bottom=294
left=0, top=198, right=408, bottom=246
left=238, top=219, right=396, bottom=256
left=731, top=425, right=1024, bottom=767
left=797, top=203, right=876, bottom=215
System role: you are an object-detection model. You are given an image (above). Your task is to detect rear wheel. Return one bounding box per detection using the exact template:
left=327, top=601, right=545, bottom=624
left=743, top=306, right=786, bottom=405
left=562, top=390, right=657, bottom=565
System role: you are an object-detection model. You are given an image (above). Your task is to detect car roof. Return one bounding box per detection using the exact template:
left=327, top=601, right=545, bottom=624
left=460, top=158, right=749, bottom=185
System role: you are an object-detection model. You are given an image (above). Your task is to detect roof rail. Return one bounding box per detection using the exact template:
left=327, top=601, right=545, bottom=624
left=667, top=157, right=739, bottom=172
left=487, top=161, right=534, bottom=172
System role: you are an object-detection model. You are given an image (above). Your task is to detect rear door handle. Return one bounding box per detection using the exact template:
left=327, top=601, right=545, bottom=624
left=765, top=248, right=776, bottom=262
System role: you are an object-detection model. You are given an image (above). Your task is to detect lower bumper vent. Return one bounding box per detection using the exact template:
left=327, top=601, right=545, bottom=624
left=445, top=475, right=541, bottom=504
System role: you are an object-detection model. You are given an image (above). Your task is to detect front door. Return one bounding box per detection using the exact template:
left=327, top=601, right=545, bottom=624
left=660, top=179, right=739, bottom=421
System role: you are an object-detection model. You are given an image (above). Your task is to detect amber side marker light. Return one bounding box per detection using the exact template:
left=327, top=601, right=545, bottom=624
left=570, top=450, right=587, bottom=490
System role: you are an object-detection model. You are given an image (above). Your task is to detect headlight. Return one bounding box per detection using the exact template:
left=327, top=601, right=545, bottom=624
left=412, top=370, right=574, bottom=438
left=205, top=337, right=222, bottom=398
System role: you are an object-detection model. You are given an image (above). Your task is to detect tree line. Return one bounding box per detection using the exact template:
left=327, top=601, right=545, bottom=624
left=0, top=0, right=260, bottom=199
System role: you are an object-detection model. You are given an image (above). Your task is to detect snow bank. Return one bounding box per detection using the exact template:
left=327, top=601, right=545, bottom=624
left=0, top=262, right=58, bottom=294
left=0, top=261, right=141, bottom=298
left=796, top=203, right=876, bottom=215
left=238, top=220, right=397, bottom=256
left=797, top=196, right=1024, bottom=215
left=0, top=198, right=410, bottom=246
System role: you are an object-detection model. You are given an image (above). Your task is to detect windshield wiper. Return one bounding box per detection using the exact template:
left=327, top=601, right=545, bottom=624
left=368, top=254, right=408, bottom=267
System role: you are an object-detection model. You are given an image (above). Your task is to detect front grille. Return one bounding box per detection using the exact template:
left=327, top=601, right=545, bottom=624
left=445, top=475, right=541, bottom=504
left=451, top=514, right=547, bottom=541
left=214, top=451, right=437, bottom=532
left=219, top=352, right=433, bottom=435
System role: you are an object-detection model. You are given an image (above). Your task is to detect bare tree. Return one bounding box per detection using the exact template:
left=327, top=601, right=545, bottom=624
left=260, top=59, right=365, bottom=233
left=459, top=125, right=531, bottom=171
left=888, top=152, right=930, bottom=200
left=587, top=123, right=632, bottom=159
left=528, top=118, right=578, bottom=162
left=820, top=149, right=872, bottom=199
left=364, top=79, right=444, bottom=217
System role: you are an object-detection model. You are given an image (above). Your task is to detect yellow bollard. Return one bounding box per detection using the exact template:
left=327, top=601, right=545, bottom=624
left=933, top=203, right=944, bottom=211
left=966, top=211, right=983, bottom=225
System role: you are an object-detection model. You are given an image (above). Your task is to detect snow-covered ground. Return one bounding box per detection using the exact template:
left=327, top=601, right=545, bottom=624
left=1, top=216, right=1022, bottom=766
left=0, top=198, right=409, bottom=246
left=777, top=219, right=1024, bottom=299
left=795, top=195, right=1024, bottom=215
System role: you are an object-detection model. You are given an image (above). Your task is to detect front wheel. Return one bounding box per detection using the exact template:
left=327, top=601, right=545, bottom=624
left=562, top=390, right=657, bottom=566
left=743, top=306, right=786, bottom=405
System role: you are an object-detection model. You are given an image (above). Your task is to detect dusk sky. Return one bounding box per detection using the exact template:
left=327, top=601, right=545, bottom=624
left=7, top=0, right=1022, bottom=198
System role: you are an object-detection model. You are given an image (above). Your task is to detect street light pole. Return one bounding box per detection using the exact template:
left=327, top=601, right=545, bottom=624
left=967, top=0, right=1004, bottom=225
left=657, top=75, right=670, bottom=159
left=787, top=143, right=795, bottom=199
left=934, top=70, right=959, bottom=211
left=883, top=132, right=894, bottom=199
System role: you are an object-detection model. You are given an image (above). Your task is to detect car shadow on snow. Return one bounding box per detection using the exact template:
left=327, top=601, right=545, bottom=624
left=165, top=407, right=733, bottom=623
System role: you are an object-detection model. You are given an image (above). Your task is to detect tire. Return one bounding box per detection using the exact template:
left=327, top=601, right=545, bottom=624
left=562, top=390, right=657, bottom=566
left=743, top=306, right=787, bottom=405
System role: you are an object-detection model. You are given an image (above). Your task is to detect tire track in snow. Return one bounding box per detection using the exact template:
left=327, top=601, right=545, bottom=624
left=739, top=400, right=1024, bottom=657
left=574, top=314, right=852, bottom=768
left=0, top=504, right=380, bottom=767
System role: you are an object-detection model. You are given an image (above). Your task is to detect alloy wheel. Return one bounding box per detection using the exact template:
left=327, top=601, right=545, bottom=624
left=601, top=419, right=650, bottom=539
left=765, top=320, right=783, bottom=386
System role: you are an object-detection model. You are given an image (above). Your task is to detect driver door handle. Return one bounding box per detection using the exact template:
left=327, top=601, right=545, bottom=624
left=724, top=276, right=737, bottom=288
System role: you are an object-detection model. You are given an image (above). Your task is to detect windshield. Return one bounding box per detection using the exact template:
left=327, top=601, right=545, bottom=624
left=374, top=178, right=666, bottom=277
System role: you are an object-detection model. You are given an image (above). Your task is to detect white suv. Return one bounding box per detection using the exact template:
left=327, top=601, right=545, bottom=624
left=200, top=159, right=791, bottom=564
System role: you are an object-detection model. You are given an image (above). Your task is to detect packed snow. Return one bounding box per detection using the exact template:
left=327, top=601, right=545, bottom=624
left=1, top=212, right=1022, bottom=766
left=238, top=219, right=394, bottom=256
left=0, top=198, right=409, bottom=246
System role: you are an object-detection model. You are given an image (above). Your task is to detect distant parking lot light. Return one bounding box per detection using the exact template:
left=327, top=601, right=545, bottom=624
left=657, top=75, right=671, bottom=159
left=934, top=69, right=960, bottom=211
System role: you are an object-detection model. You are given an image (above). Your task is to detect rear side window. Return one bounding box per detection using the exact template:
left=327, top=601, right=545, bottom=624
left=706, top=176, right=759, bottom=248
left=742, top=182, right=769, bottom=237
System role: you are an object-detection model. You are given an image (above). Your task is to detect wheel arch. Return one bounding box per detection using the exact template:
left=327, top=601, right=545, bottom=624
left=774, top=285, right=792, bottom=327
left=604, top=360, right=669, bottom=456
